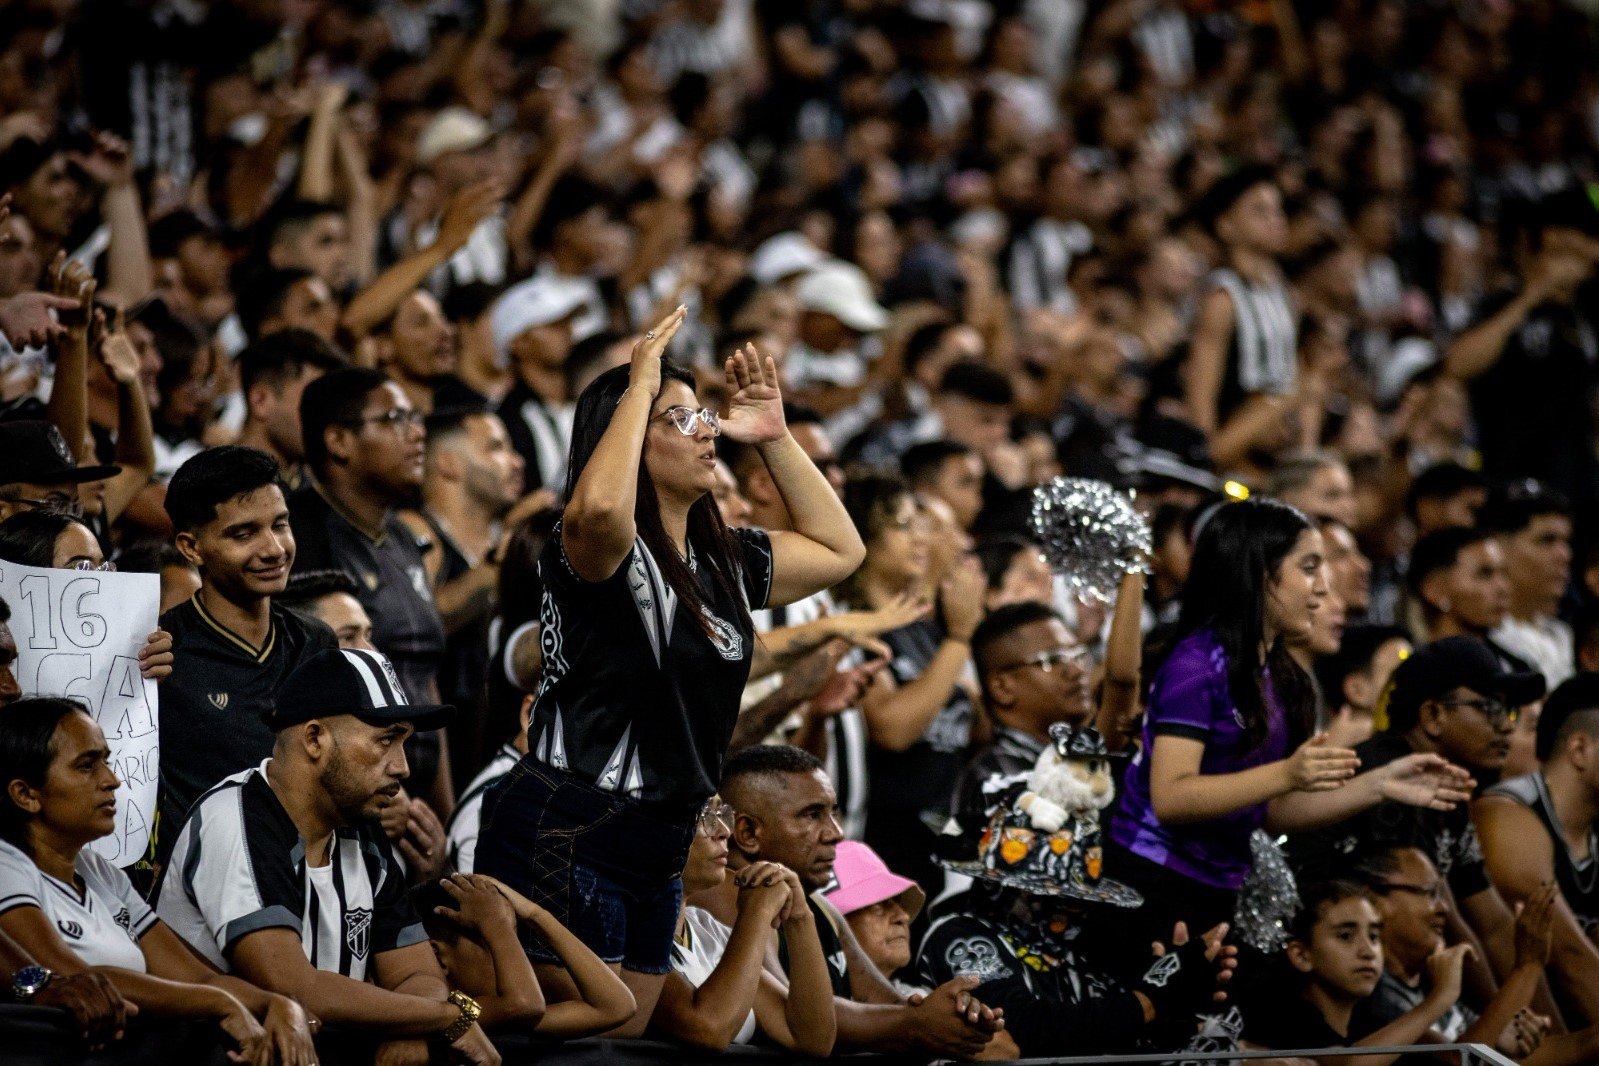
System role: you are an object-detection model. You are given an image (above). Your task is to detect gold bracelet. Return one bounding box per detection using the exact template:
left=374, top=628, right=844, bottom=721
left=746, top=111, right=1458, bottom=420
left=441, top=990, right=482, bottom=1043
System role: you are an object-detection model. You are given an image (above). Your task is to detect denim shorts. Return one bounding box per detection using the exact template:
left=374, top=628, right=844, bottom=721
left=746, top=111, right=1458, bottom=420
left=475, top=758, right=696, bottom=975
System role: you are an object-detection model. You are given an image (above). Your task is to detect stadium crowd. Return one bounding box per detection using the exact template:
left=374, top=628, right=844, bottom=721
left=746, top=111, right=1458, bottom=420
left=0, top=0, right=1597, bottom=1060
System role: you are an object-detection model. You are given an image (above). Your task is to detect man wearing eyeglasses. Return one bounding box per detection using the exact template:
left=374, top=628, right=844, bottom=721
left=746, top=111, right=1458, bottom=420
left=1288, top=637, right=1546, bottom=1013
left=0, top=420, right=120, bottom=522
left=950, top=601, right=1094, bottom=828
left=289, top=367, right=455, bottom=822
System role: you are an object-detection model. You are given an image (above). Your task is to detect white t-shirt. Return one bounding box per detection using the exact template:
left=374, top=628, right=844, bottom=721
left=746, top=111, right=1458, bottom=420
left=1493, top=615, right=1576, bottom=690
left=670, top=906, right=757, bottom=1044
left=0, top=840, right=155, bottom=971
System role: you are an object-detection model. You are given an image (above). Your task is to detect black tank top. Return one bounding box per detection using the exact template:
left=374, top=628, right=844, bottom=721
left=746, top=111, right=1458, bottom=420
left=1486, top=772, right=1599, bottom=932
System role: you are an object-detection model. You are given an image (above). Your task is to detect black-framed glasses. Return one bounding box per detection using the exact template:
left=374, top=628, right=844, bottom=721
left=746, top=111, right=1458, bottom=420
left=1376, top=880, right=1446, bottom=903
left=697, top=798, right=734, bottom=837
left=657, top=406, right=720, bottom=437
left=997, top=647, right=1091, bottom=674
left=1438, top=697, right=1518, bottom=728
left=345, top=409, right=425, bottom=431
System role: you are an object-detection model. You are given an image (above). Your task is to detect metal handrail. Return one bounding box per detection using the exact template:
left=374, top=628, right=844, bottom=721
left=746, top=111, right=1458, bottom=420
left=1011, top=1042, right=1517, bottom=1065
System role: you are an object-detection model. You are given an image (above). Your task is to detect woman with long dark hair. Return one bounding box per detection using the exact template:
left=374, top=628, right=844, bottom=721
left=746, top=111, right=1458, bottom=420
left=0, top=698, right=316, bottom=1064
left=1108, top=499, right=1472, bottom=946
left=474, top=307, right=864, bottom=1035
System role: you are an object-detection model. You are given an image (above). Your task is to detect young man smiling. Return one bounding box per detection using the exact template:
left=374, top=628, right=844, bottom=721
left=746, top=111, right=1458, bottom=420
left=155, top=446, right=337, bottom=862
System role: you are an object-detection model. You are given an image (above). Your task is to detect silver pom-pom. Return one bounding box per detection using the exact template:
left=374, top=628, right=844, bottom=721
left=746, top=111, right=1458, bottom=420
left=1029, top=477, right=1151, bottom=603
left=1233, top=830, right=1301, bottom=953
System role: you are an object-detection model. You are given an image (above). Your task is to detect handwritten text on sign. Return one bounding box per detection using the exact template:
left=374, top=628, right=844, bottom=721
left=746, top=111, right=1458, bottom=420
left=0, top=561, right=159, bottom=867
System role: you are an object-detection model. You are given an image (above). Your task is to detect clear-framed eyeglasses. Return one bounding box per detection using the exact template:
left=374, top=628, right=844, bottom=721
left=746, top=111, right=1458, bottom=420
left=997, top=646, right=1092, bottom=674
left=657, top=406, right=720, bottom=437
left=697, top=797, right=735, bottom=837
left=68, top=559, right=116, bottom=572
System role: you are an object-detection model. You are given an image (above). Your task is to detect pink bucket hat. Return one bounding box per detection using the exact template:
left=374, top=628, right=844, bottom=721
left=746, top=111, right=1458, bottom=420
left=824, top=841, right=926, bottom=921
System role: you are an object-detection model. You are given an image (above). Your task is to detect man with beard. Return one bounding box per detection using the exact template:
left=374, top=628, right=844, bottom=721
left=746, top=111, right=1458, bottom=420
left=400, top=407, right=542, bottom=733
left=290, top=368, right=453, bottom=814
left=155, top=446, right=337, bottom=863
left=155, top=648, right=501, bottom=1065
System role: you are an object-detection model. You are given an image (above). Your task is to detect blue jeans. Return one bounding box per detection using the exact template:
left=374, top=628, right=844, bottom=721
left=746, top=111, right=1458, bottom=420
left=475, top=758, right=696, bottom=975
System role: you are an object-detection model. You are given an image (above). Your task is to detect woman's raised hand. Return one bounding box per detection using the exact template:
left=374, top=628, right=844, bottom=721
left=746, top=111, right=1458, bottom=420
left=629, top=305, right=687, bottom=400
left=720, top=342, right=787, bottom=445
left=1284, top=731, right=1359, bottom=792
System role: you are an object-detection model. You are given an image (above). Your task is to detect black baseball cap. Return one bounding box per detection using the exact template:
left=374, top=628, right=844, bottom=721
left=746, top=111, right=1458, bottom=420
left=1380, top=636, right=1546, bottom=731
left=1536, top=673, right=1599, bottom=761
left=0, top=421, right=120, bottom=485
left=264, top=648, right=454, bottom=732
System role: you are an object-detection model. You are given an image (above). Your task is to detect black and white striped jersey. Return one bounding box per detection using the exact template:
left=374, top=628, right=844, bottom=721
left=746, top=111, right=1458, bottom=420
left=524, top=526, right=773, bottom=814
left=155, top=761, right=426, bottom=980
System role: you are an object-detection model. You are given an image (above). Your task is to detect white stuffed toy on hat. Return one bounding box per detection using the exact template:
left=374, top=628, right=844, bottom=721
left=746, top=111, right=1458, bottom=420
left=1017, top=723, right=1116, bottom=833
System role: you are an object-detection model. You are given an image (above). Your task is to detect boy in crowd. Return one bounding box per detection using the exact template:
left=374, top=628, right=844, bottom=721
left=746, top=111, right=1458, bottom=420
left=156, top=446, right=337, bottom=862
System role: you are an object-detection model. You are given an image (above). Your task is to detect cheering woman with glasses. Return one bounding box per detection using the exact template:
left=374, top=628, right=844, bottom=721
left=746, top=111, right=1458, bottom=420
left=475, top=306, right=864, bottom=1035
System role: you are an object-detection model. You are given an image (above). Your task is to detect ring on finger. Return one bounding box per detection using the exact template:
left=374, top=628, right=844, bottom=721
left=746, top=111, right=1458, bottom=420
left=646, top=330, right=656, bottom=340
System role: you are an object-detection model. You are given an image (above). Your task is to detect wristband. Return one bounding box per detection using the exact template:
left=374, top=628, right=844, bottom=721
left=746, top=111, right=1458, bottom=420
left=1135, top=937, right=1217, bottom=1020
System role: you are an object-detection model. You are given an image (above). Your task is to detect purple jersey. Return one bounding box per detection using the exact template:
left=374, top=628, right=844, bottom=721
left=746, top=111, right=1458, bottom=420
left=1111, top=629, right=1290, bottom=890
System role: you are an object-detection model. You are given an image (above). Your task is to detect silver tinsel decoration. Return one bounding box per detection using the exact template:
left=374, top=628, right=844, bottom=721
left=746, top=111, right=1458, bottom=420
left=1029, top=477, right=1151, bottom=603
left=1233, top=830, right=1301, bottom=953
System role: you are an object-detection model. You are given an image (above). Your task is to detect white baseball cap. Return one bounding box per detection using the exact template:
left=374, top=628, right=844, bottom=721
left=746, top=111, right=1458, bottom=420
left=750, top=231, right=828, bottom=285
left=490, top=275, right=592, bottom=357
left=417, top=107, right=493, bottom=166
left=796, top=259, right=890, bottom=333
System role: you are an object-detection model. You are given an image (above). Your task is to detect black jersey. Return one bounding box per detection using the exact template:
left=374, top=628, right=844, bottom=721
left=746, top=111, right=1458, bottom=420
left=415, top=508, right=489, bottom=718
left=917, top=909, right=1148, bottom=1057
left=529, top=524, right=772, bottom=814
left=155, top=595, right=337, bottom=857
left=1486, top=772, right=1599, bottom=932
left=287, top=483, right=447, bottom=705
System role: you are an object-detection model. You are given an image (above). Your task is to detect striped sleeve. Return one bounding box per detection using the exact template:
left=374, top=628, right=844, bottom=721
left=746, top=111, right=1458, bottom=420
left=0, top=841, right=45, bottom=916
left=180, top=782, right=305, bottom=958
left=366, top=832, right=427, bottom=955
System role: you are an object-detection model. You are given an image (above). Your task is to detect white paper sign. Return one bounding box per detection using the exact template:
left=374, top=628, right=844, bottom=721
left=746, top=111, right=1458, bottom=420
left=0, top=560, right=160, bottom=867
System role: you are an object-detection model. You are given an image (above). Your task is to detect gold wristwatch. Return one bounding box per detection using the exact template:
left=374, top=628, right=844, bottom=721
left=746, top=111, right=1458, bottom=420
left=442, top=990, right=482, bottom=1043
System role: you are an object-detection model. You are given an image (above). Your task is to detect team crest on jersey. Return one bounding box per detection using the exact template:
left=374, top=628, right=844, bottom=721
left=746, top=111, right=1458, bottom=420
left=701, top=608, right=743, bottom=661
left=208, top=692, right=229, bottom=710
left=56, top=919, right=83, bottom=940
left=345, top=908, right=372, bottom=960
left=112, top=907, right=132, bottom=933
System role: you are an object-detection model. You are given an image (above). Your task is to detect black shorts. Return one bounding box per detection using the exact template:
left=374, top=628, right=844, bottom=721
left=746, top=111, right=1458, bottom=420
left=475, top=758, right=696, bottom=975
